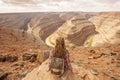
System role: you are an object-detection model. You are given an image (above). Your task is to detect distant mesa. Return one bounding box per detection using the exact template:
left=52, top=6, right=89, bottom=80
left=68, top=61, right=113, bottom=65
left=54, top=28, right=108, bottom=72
left=0, top=13, right=38, bottom=30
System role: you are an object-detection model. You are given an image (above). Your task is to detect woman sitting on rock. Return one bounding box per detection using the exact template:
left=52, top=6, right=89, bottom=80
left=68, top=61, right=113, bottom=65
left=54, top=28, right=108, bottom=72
left=48, top=37, right=75, bottom=76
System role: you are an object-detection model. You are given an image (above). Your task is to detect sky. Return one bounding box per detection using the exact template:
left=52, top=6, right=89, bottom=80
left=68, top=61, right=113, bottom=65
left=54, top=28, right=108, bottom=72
left=0, top=0, right=120, bottom=13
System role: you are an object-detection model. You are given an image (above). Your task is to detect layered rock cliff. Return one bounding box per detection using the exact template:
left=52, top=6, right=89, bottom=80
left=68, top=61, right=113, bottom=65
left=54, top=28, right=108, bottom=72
left=27, top=13, right=65, bottom=42
left=46, top=16, right=97, bottom=48
left=0, top=12, right=99, bottom=47
left=88, top=13, right=120, bottom=46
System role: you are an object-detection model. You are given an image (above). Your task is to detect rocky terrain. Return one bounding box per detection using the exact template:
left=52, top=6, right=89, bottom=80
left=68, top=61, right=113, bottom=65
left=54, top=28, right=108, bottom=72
left=87, top=12, right=120, bottom=47
left=0, top=12, right=97, bottom=46
left=0, top=27, right=49, bottom=80
left=27, top=13, right=65, bottom=42
left=46, top=16, right=97, bottom=48
left=0, top=12, right=120, bottom=80
left=22, top=59, right=82, bottom=80
left=23, top=44, right=120, bottom=80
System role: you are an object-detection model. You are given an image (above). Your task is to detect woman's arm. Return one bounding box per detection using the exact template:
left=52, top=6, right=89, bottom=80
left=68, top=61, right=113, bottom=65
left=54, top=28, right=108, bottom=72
left=48, top=50, right=53, bottom=64
left=66, top=50, right=73, bottom=71
left=49, top=50, right=53, bottom=59
left=46, top=50, right=53, bottom=72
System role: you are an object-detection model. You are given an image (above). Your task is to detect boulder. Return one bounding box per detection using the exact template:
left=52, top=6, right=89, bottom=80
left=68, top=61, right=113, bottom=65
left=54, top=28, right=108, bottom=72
left=84, top=70, right=99, bottom=80
left=17, top=70, right=31, bottom=79
left=0, top=55, right=6, bottom=62
left=22, top=52, right=37, bottom=62
left=5, top=73, right=20, bottom=80
left=11, top=61, right=25, bottom=67
left=6, top=55, right=18, bottom=62
left=0, top=54, right=18, bottom=62
left=0, top=69, right=8, bottom=80
left=37, top=50, right=50, bottom=64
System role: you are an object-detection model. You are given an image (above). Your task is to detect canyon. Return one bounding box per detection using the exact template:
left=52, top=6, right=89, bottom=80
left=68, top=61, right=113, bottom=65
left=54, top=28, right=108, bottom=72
left=88, top=12, right=120, bottom=47
left=46, top=16, right=97, bottom=48
left=0, top=12, right=120, bottom=80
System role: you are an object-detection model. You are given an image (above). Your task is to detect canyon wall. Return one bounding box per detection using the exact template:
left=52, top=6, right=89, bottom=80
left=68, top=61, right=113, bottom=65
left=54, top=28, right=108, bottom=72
left=0, top=13, right=39, bottom=30
left=0, top=12, right=101, bottom=47
left=46, top=16, right=97, bottom=48
left=0, top=27, right=37, bottom=46
left=27, top=13, right=65, bottom=42
left=88, top=12, right=120, bottom=46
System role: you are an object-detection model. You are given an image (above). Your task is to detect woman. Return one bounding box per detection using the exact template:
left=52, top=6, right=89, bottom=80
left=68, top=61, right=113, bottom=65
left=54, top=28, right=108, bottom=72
left=48, top=37, right=73, bottom=73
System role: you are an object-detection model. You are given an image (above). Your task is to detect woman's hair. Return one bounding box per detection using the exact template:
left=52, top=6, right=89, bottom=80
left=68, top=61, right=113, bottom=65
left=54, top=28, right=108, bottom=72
left=53, top=37, right=66, bottom=58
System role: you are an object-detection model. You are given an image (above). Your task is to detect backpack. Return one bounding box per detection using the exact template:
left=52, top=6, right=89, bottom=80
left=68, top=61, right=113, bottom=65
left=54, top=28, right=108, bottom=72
left=49, top=57, right=64, bottom=75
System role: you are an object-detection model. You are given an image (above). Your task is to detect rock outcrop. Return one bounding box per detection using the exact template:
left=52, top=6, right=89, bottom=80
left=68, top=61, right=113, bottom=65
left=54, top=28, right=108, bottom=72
left=46, top=16, right=97, bottom=48
left=37, top=50, right=50, bottom=64
left=22, top=59, right=103, bottom=80
left=0, top=69, right=8, bottom=80
left=0, top=54, right=18, bottom=62
left=22, top=52, right=37, bottom=62
left=22, top=59, right=82, bottom=80
left=88, top=12, right=120, bottom=46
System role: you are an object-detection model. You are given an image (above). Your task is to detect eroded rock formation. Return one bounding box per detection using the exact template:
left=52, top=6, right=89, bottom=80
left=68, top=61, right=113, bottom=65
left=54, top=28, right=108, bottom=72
left=27, top=13, right=65, bottom=42
left=46, top=16, right=97, bottom=48
left=88, top=12, right=120, bottom=46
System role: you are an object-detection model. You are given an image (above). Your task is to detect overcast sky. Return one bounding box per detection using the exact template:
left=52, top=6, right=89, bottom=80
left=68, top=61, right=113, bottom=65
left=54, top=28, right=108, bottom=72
left=0, top=0, right=120, bottom=13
